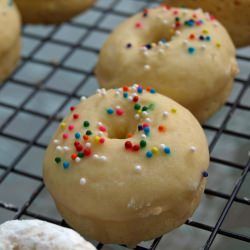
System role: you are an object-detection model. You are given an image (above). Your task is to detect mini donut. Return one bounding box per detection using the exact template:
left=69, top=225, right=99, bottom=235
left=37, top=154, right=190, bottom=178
left=95, top=6, right=239, bottom=123
left=0, top=0, right=21, bottom=82
left=163, top=0, right=250, bottom=47
left=43, top=85, right=209, bottom=245
left=0, top=219, right=96, bottom=250
left=15, top=0, right=96, bottom=24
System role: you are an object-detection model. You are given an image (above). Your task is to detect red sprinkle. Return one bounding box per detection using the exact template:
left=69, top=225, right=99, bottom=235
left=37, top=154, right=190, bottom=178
left=99, top=138, right=105, bottom=144
left=135, top=21, right=143, bottom=28
left=70, top=106, right=75, bottom=112
left=133, top=144, right=140, bottom=151
left=84, top=148, right=92, bottom=156
left=74, top=141, right=80, bottom=147
left=125, top=141, right=132, bottom=149
left=71, top=153, right=77, bottom=160
left=143, top=123, right=149, bottom=128
left=133, top=96, right=139, bottom=102
left=62, top=133, right=69, bottom=139
left=76, top=145, right=83, bottom=152
left=73, top=114, right=79, bottom=119
left=116, top=108, right=124, bottom=116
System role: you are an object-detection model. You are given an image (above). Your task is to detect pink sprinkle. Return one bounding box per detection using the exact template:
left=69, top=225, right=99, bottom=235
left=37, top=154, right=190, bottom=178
left=143, top=123, right=149, bottom=128
left=196, top=20, right=203, bottom=26
left=135, top=21, right=143, bottom=28
left=68, top=125, right=74, bottom=131
left=116, top=108, right=124, bottom=116
left=210, top=15, right=216, bottom=21
left=63, top=133, right=69, bottom=139
left=99, top=125, right=107, bottom=132
left=173, top=10, right=179, bottom=15
left=99, top=138, right=105, bottom=144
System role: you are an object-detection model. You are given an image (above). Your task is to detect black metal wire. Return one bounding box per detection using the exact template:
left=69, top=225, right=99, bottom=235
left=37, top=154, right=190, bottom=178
left=0, top=0, right=249, bottom=249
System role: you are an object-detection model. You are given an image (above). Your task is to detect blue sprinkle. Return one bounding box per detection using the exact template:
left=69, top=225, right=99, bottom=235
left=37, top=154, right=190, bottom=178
left=164, top=147, right=171, bottom=155
left=150, top=88, right=156, bottom=94
left=106, top=108, right=114, bottom=114
left=202, top=171, right=208, bottom=177
left=63, top=162, right=70, bottom=169
left=123, top=92, right=128, bottom=98
left=137, top=87, right=143, bottom=94
left=185, top=19, right=195, bottom=27
left=146, top=151, right=153, bottom=158
left=143, top=127, right=150, bottom=135
left=205, top=36, right=211, bottom=42
left=75, top=132, right=81, bottom=139
left=160, top=38, right=167, bottom=43
left=187, top=47, right=196, bottom=54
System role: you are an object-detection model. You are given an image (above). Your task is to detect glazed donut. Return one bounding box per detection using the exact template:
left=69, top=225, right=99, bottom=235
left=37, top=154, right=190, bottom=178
left=0, top=219, right=96, bottom=250
left=95, top=6, right=239, bottom=123
left=0, top=0, right=21, bottom=82
left=163, top=0, right=250, bottom=47
left=43, top=85, right=209, bottom=245
left=15, top=0, right=96, bottom=24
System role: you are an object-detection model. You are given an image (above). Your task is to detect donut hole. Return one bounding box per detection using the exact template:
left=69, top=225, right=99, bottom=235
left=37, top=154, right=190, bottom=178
left=103, top=110, right=139, bottom=140
left=107, top=126, right=132, bottom=139
left=143, top=32, right=172, bottom=46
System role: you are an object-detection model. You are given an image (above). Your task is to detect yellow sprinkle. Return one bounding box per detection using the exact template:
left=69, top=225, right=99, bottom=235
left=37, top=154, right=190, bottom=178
left=216, top=42, right=221, bottom=48
left=60, top=122, right=66, bottom=129
left=137, top=110, right=142, bottom=114
left=170, top=29, right=175, bottom=35
left=202, top=29, right=208, bottom=35
left=94, top=136, right=100, bottom=142
left=152, top=147, right=159, bottom=153
left=171, top=108, right=177, bottom=113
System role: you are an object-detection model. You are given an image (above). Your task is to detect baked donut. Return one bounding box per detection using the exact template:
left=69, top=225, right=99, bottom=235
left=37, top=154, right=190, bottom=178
left=0, top=0, right=21, bottom=82
left=43, top=85, right=209, bottom=245
left=163, top=0, right=250, bottom=47
left=15, top=0, right=96, bottom=24
left=0, top=219, right=96, bottom=250
left=95, top=6, right=239, bottom=123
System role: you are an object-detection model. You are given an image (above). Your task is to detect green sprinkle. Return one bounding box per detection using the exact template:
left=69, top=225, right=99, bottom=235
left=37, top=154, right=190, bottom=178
left=54, top=157, right=61, bottom=164
left=142, top=106, right=148, bottom=111
left=86, top=130, right=92, bottom=136
left=148, top=103, right=155, bottom=110
left=140, top=140, right=147, bottom=148
left=134, top=104, right=141, bottom=110
left=78, top=152, right=84, bottom=158
left=83, top=121, right=90, bottom=128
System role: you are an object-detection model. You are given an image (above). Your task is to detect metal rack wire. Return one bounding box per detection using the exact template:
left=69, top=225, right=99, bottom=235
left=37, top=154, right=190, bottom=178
left=0, top=0, right=249, bottom=249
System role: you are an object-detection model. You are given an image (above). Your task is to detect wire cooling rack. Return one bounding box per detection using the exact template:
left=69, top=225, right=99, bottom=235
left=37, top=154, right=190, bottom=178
left=0, top=0, right=249, bottom=249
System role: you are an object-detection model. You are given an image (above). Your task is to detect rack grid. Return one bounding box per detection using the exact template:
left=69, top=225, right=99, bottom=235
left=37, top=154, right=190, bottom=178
left=0, top=0, right=249, bottom=249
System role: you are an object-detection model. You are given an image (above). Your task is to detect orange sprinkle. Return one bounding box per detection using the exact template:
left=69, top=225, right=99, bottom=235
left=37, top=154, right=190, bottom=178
left=123, top=86, right=129, bottom=92
left=83, top=135, right=89, bottom=141
left=189, top=34, right=196, bottom=40
left=127, top=133, right=133, bottom=138
left=71, top=153, right=77, bottom=160
left=158, top=125, right=166, bottom=132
